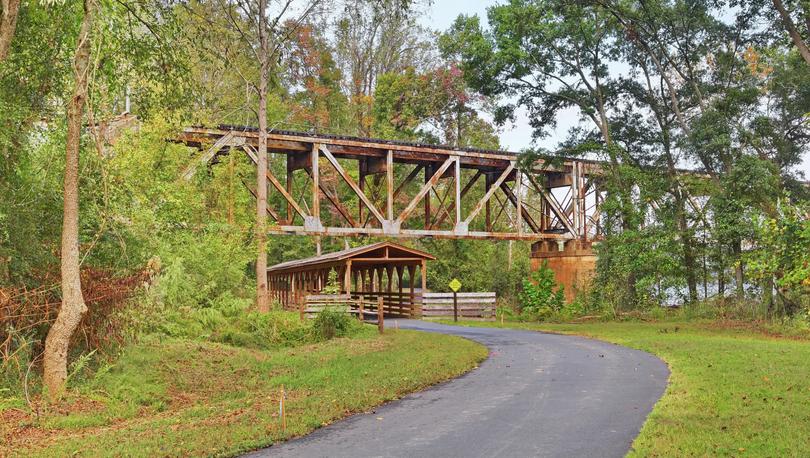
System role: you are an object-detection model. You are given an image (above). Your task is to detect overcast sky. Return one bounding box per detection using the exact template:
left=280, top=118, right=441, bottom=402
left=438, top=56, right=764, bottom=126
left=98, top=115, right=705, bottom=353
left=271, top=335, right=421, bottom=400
left=420, top=0, right=810, bottom=178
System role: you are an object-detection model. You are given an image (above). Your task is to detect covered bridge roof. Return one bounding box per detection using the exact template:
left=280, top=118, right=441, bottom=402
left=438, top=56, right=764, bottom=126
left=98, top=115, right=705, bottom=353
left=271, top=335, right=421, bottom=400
left=267, top=241, right=435, bottom=273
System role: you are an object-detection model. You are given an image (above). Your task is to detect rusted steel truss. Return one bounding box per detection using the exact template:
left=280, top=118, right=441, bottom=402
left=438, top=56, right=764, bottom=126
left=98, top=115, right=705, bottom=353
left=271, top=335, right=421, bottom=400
left=178, top=126, right=606, bottom=242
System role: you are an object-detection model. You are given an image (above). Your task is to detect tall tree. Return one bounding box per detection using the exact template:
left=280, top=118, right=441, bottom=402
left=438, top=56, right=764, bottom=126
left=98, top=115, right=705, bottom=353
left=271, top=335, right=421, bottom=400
left=599, top=0, right=727, bottom=302
left=333, top=0, right=432, bottom=134
left=255, top=0, right=271, bottom=312
left=441, top=0, right=649, bottom=304
left=372, top=65, right=499, bottom=148
left=212, top=0, right=322, bottom=311
left=43, top=0, right=95, bottom=401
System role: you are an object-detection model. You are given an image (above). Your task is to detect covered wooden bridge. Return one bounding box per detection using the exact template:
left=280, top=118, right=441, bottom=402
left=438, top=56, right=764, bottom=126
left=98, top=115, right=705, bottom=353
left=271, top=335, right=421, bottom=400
left=267, top=241, right=434, bottom=317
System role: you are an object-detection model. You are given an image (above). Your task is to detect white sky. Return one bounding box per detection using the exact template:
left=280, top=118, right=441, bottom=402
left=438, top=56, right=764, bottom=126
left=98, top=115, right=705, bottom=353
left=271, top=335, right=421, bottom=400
left=420, top=0, right=810, bottom=178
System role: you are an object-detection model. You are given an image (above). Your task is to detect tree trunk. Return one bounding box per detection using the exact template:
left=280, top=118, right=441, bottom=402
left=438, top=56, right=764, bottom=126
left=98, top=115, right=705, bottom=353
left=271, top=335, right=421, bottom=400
left=763, top=275, right=774, bottom=317
left=773, top=0, right=810, bottom=66
left=43, top=0, right=94, bottom=402
left=227, top=152, right=234, bottom=224
left=0, top=0, right=21, bottom=61
left=675, top=192, right=698, bottom=303
left=717, top=258, right=725, bottom=298
left=733, top=240, right=744, bottom=300
left=255, top=0, right=269, bottom=312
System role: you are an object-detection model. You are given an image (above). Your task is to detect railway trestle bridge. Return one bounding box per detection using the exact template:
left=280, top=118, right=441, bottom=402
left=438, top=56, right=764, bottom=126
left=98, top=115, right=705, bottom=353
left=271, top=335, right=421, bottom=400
left=178, top=126, right=609, bottom=299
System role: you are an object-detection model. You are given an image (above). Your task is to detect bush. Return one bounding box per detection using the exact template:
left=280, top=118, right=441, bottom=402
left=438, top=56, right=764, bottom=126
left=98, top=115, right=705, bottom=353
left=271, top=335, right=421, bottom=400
left=313, top=307, right=357, bottom=340
left=518, top=261, right=565, bottom=320
left=218, top=310, right=314, bottom=349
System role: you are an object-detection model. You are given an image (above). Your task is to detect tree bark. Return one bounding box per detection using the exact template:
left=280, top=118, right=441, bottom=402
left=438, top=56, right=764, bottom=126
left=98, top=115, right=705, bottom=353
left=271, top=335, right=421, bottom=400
left=255, top=0, right=269, bottom=312
left=717, top=256, right=725, bottom=298
left=732, top=240, right=745, bottom=300
left=773, top=0, right=810, bottom=66
left=682, top=225, right=698, bottom=302
left=43, top=0, right=95, bottom=401
left=0, top=0, right=21, bottom=61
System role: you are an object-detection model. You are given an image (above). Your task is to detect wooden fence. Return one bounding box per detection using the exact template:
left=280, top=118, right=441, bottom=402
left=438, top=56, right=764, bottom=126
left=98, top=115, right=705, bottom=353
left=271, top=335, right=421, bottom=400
left=421, top=292, right=497, bottom=320
left=300, top=294, right=357, bottom=318
left=301, top=292, right=421, bottom=319
left=349, top=291, right=420, bottom=318
left=300, top=291, right=496, bottom=320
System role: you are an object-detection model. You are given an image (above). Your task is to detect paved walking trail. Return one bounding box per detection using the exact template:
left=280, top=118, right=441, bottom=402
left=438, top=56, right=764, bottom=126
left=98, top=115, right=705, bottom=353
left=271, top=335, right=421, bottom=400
left=246, top=320, right=669, bottom=458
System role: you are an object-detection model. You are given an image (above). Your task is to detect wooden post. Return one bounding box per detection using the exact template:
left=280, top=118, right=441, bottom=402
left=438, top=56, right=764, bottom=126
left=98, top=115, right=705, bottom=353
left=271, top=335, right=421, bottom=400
left=386, top=149, right=394, bottom=221
left=454, top=156, right=461, bottom=226
left=485, top=173, right=492, bottom=231
left=420, top=259, right=427, bottom=293
left=311, top=144, right=320, bottom=222
left=377, top=296, right=384, bottom=334
left=396, top=265, right=404, bottom=317
left=516, top=170, right=523, bottom=235
left=358, top=160, right=365, bottom=225
left=453, top=290, right=458, bottom=322
left=358, top=295, right=365, bottom=322
left=344, top=260, right=352, bottom=293
left=286, top=162, right=294, bottom=224
left=299, top=286, right=305, bottom=320
left=408, top=264, right=416, bottom=317
left=280, top=384, right=286, bottom=432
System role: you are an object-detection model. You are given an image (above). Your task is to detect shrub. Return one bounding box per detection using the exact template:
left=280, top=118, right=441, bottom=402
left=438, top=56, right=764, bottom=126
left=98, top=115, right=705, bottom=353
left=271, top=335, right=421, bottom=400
left=218, top=310, right=314, bottom=349
left=313, top=307, right=357, bottom=340
left=321, top=269, right=342, bottom=295
left=519, top=261, right=565, bottom=320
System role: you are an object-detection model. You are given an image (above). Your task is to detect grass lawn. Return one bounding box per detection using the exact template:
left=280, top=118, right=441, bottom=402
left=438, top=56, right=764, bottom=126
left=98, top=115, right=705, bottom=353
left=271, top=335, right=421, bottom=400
left=1, top=327, right=487, bottom=457
left=445, top=319, right=810, bottom=457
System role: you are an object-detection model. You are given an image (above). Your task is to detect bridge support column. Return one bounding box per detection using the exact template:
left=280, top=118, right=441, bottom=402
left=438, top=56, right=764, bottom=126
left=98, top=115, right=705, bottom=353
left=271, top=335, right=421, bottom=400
left=531, top=240, right=597, bottom=303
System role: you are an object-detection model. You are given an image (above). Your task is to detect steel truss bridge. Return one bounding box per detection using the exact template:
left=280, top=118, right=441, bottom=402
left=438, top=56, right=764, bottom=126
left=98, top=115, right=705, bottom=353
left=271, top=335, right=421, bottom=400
left=178, top=126, right=607, bottom=242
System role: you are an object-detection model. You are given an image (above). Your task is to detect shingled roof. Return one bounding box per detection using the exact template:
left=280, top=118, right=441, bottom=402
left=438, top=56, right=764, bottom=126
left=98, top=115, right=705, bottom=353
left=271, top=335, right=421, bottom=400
left=267, top=241, right=435, bottom=273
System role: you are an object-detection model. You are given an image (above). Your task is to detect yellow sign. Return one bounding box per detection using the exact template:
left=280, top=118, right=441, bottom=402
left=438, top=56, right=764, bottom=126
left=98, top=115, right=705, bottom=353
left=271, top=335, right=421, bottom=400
left=449, top=278, right=462, bottom=292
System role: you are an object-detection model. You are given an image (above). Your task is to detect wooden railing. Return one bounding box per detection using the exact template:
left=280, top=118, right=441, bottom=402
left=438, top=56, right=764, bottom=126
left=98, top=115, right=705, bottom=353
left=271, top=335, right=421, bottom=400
left=301, top=294, right=357, bottom=318
left=301, top=291, right=422, bottom=319
left=421, top=292, right=497, bottom=320
left=350, top=291, right=420, bottom=318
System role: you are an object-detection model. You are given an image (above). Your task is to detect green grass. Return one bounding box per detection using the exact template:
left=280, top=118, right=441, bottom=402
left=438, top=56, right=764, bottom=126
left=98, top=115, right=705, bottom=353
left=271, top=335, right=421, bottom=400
left=2, top=328, right=487, bottom=457
left=443, top=319, right=810, bottom=457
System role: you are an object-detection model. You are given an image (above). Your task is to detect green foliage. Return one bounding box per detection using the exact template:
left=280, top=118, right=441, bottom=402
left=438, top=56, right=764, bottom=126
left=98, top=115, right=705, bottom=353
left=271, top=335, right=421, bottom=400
left=518, top=261, right=565, bottom=319
left=441, top=0, right=810, bottom=316
left=747, top=199, right=810, bottom=316
left=372, top=66, right=499, bottom=148
left=312, top=307, right=358, bottom=340
left=321, top=269, right=342, bottom=295
left=592, top=227, right=683, bottom=311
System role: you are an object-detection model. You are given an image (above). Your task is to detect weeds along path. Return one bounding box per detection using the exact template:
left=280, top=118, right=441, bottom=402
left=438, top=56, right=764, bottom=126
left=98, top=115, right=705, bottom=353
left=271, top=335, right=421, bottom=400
left=247, top=320, right=669, bottom=458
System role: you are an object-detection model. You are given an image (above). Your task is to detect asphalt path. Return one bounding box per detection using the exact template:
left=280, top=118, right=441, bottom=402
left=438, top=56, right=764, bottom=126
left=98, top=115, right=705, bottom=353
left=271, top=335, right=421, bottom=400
left=246, top=319, right=669, bottom=458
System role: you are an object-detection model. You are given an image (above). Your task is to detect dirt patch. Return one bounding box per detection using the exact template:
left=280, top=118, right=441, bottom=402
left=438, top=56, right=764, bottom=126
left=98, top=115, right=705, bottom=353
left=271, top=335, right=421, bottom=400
left=0, top=395, right=109, bottom=453
left=1, top=408, right=51, bottom=454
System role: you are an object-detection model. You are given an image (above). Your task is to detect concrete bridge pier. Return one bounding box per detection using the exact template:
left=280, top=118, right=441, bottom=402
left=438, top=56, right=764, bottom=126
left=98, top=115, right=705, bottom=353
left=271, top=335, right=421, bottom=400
left=531, top=240, right=597, bottom=303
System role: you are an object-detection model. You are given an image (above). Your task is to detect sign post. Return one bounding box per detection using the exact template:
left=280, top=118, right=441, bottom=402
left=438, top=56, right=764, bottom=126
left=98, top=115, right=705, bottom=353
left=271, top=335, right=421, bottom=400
left=448, top=278, right=462, bottom=322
